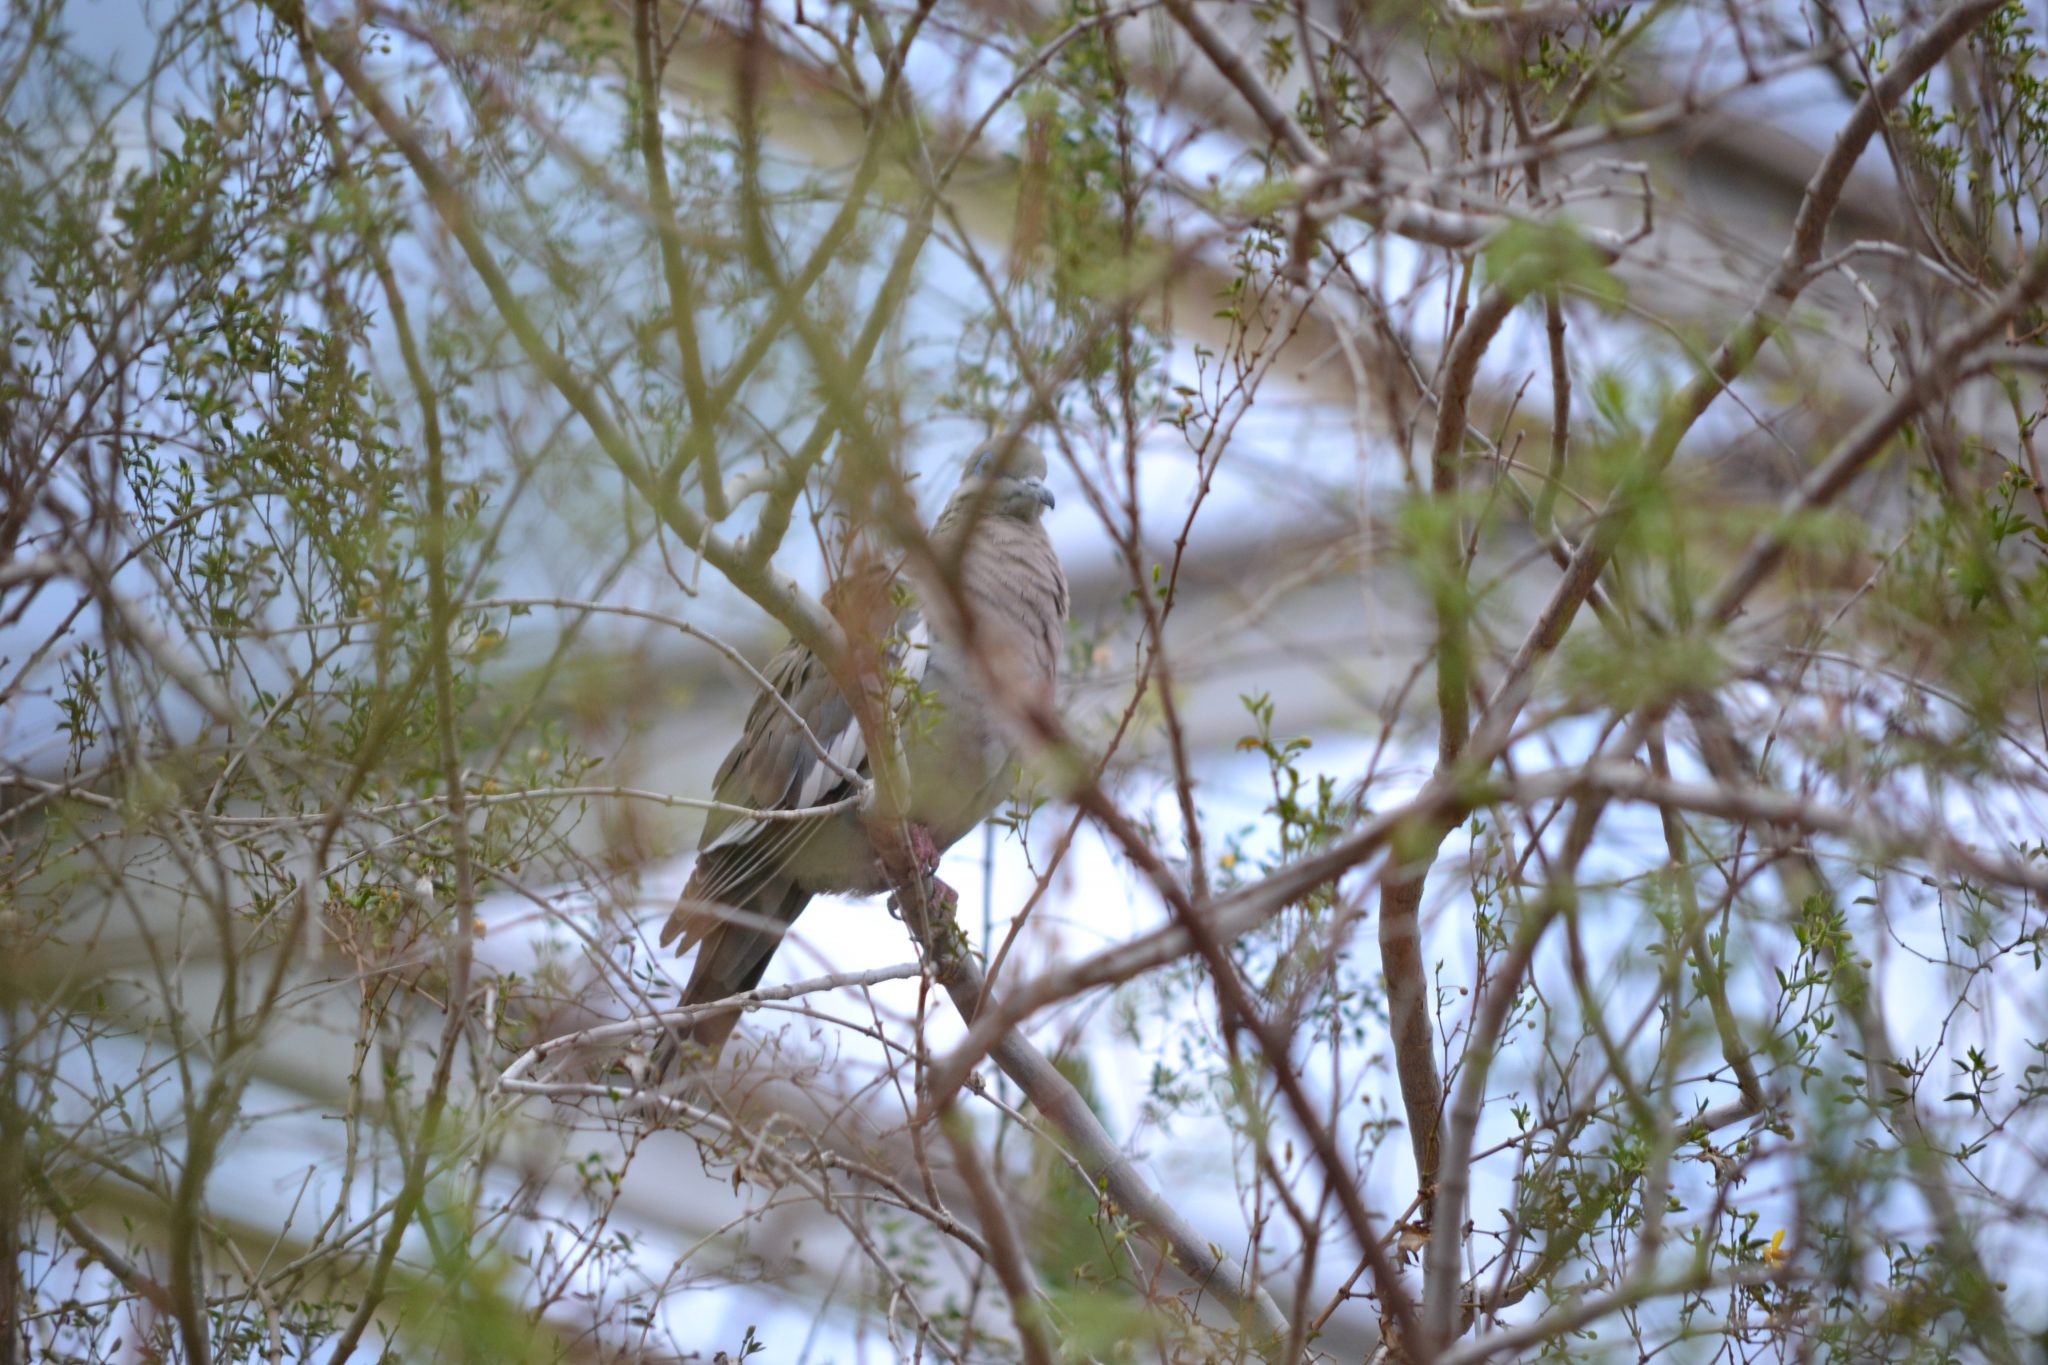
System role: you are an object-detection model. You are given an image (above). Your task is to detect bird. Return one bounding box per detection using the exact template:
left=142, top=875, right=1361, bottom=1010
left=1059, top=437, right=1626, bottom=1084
left=653, top=440, right=1067, bottom=1073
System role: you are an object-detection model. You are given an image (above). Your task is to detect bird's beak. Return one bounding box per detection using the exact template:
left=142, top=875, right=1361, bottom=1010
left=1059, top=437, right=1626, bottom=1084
left=1032, top=481, right=1056, bottom=511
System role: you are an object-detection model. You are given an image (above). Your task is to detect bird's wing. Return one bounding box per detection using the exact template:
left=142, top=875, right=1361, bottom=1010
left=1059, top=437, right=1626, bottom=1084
left=660, top=596, right=931, bottom=953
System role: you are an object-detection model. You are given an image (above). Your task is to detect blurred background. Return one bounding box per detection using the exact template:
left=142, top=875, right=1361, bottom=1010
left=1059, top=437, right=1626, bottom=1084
left=7, top=0, right=2047, bottom=1358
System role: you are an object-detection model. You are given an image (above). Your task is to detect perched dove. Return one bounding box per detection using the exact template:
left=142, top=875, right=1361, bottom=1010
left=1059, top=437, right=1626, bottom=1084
left=656, top=441, right=1067, bottom=1069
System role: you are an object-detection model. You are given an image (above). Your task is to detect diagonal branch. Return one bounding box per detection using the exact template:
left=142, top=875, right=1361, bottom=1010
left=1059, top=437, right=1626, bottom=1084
left=1464, top=0, right=2006, bottom=767
left=893, top=872, right=1298, bottom=1350
left=1699, top=244, right=2048, bottom=627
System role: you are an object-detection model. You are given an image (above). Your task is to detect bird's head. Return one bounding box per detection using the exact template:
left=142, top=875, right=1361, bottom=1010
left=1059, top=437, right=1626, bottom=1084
left=955, top=438, right=1057, bottom=522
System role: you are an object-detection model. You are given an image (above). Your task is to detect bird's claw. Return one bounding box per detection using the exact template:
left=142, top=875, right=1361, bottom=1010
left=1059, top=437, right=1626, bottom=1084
left=878, top=824, right=943, bottom=893
left=886, top=873, right=960, bottom=928
left=908, top=822, right=942, bottom=875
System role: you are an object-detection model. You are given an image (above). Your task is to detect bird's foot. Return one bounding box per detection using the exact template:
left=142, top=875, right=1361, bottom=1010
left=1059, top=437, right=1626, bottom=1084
left=888, top=874, right=966, bottom=982
left=886, top=873, right=959, bottom=916
left=879, top=823, right=944, bottom=895
left=908, top=822, right=942, bottom=876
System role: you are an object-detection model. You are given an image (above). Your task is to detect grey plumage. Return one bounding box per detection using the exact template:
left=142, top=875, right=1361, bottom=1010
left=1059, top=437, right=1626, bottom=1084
left=657, top=442, right=1068, bottom=1068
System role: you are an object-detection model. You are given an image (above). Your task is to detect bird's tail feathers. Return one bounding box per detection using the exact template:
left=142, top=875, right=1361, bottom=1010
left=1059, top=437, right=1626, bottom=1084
left=651, top=879, right=814, bottom=1079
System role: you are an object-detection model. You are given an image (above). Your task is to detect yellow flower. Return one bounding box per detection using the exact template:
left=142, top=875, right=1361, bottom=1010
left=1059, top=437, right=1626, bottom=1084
left=1762, top=1228, right=1788, bottom=1268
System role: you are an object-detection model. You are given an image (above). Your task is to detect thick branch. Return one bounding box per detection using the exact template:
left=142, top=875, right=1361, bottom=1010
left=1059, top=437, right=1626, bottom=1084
left=895, top=877, right=1296, bottom=1348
